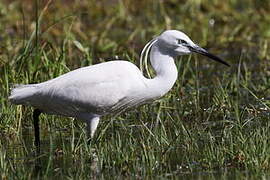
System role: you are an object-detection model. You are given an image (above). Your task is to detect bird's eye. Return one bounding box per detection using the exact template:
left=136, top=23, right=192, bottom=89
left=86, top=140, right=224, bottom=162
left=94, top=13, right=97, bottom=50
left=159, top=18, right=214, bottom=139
left=177, top=39, right=188, bottom=45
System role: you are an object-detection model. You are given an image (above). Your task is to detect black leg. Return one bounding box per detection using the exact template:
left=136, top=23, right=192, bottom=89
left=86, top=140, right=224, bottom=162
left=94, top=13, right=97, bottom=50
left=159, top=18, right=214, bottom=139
left=33, top=109, right=41, bottom=153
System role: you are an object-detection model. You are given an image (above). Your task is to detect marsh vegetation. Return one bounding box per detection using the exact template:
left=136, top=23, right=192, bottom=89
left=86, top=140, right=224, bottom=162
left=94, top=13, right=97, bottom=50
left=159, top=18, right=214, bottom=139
left=0, top=0, right=270, bottom=179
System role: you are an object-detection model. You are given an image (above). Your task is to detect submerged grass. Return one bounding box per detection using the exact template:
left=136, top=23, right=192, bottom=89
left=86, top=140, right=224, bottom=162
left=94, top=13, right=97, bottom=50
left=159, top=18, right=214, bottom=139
left=0, top=0, right=270, bottom=179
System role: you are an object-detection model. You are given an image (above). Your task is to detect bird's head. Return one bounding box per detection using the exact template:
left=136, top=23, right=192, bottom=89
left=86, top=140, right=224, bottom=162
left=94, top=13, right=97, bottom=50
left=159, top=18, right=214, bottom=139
left=157, top=30, right=229, bottom=66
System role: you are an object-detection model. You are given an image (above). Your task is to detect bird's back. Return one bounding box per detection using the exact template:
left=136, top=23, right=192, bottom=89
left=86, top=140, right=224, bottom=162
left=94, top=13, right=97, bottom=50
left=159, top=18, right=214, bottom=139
left=10, top=60, right=151, bottom=117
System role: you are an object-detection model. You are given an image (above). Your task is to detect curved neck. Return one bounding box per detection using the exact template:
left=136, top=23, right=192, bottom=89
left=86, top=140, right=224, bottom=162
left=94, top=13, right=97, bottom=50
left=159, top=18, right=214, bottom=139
left=147, top=42, right=178, bottom=97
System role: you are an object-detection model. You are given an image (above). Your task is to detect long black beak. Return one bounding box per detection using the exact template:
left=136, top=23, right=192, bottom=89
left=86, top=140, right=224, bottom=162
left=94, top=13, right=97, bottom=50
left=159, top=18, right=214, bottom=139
left=188, top=45, right=230, bottom=67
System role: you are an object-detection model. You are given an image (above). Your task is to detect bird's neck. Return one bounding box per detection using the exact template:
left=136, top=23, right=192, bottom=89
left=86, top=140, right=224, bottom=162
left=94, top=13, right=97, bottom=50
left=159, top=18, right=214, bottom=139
left=148, top=42, right=178, bottom=97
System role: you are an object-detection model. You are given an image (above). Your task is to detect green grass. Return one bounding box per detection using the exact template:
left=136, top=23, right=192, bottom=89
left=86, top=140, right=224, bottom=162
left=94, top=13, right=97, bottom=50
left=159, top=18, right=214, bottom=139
left=0, top=0, right=270, bottom=179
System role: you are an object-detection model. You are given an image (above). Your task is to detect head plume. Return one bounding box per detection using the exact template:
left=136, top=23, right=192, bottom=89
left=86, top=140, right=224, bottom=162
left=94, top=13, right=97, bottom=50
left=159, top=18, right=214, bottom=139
left=139, top=38, right=157, bottom=78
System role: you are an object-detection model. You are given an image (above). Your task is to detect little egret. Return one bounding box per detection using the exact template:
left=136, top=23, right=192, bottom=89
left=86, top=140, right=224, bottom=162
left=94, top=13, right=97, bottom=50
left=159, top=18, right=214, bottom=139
left=9, top=30, right=229, bottom=149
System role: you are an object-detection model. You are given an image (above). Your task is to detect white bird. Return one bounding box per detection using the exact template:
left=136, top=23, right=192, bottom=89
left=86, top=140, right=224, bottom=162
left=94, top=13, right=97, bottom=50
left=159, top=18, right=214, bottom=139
left=9, top=30, right=229, bottom=149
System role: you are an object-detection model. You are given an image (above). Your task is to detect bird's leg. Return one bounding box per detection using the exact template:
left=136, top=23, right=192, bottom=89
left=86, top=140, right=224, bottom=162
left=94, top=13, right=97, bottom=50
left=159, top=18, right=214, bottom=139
left=33, top=109, right=41, bottom=153
left=86, top=116, right=100, bottom=143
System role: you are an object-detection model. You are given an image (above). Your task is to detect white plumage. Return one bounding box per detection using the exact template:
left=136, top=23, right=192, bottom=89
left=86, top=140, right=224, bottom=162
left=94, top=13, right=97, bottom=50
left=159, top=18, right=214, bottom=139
left=9, top=30, right=229, bottom=142
left=10, top=61, right=151, bottom=115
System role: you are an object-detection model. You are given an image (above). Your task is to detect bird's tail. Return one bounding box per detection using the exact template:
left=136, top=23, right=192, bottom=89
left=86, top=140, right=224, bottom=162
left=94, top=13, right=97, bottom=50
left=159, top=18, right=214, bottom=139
left=9, top=84, right=38, bottom=105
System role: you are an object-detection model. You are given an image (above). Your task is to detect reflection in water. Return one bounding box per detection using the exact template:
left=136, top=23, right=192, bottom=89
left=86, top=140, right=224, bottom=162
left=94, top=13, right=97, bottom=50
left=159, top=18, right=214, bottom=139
left=90, top=150, right=100, bottom=177
left=33, top=157, right=42, bottom=177
left=30, top=147, right=101, bottom=178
